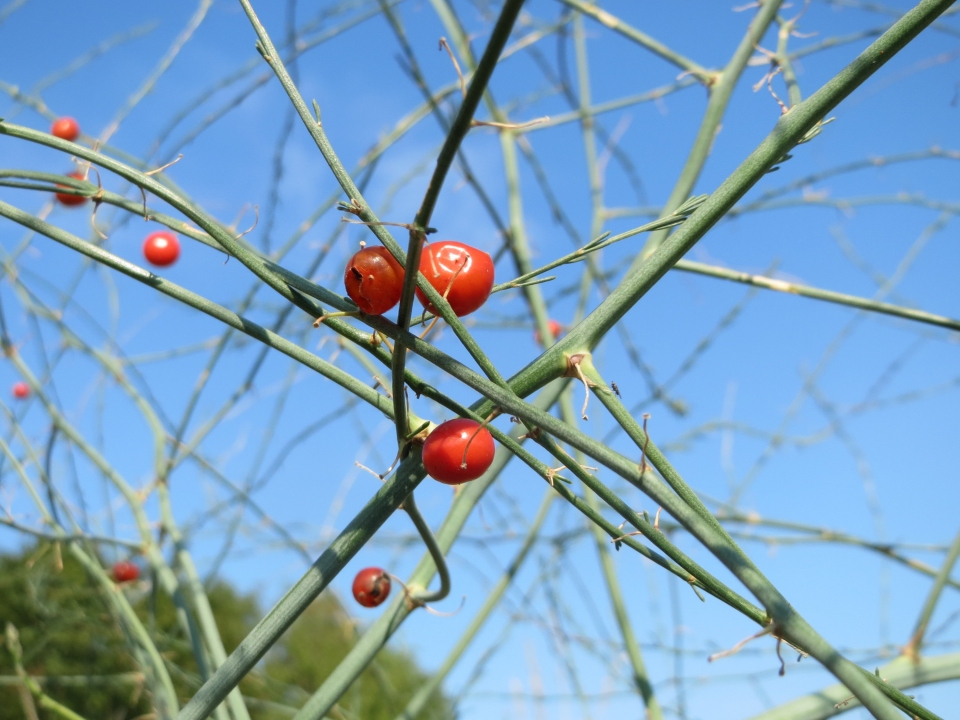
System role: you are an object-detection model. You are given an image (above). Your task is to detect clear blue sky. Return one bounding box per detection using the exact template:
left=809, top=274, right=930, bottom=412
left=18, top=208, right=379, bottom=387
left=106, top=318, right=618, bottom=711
left=1, top=1, right=959, bottom=718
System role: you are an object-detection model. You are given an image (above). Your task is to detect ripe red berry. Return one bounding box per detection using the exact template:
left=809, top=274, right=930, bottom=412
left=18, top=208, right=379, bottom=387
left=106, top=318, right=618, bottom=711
left=416, top=240, right=494, bottom=317
left=143, top=231, right=180, bottom=267
left=112, top=560, right=139, bottom=583
left=422, top=418, right=496, bottom=485
left=534, top=319, right=565, bottom=346
left=50, top=117, right=80, bottom=142
left=54, top=172, right=87, bottom=207
left=352, top=567, right=391, bottom=608
left=12, top=382, right=29, bottom=400
left=344, top=246, right=405, bottom=315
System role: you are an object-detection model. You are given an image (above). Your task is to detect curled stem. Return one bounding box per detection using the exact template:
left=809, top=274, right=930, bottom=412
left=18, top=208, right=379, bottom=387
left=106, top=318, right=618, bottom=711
left=401, top=492, right=451, bottom=604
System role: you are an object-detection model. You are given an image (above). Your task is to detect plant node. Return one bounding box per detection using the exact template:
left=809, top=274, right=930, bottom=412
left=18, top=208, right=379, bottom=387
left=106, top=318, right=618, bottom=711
left=564, top=353, right=596, bottom=420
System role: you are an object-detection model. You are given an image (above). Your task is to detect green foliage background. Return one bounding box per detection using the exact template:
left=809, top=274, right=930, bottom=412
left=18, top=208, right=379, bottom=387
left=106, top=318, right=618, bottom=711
left=0, top=545, right=454, bottom=720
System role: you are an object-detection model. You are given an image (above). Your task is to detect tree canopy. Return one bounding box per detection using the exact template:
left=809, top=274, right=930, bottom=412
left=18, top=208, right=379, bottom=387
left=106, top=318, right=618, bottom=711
left=0, top=544, right=454, bottom=719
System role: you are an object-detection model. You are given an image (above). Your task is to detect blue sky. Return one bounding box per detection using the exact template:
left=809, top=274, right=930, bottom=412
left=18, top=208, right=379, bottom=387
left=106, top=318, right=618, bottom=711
left=1, top=1, right=959, bottom=718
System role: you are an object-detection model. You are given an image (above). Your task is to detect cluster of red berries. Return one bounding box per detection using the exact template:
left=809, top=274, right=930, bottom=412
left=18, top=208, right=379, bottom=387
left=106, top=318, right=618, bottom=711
left=49, top=118, right=181, bottom=268
left=51, top=118, right=88, bottom=207
left=343, top=240, right=494, bottom=318
left=342, top=241, right=498, bottom=483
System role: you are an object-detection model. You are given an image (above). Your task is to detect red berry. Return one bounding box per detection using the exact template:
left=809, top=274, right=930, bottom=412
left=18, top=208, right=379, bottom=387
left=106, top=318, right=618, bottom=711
left=112, top=560, right=139, bottom=583
left=416, top=240, right=494, bottom=317
left=54, top=172, right=87, bottom=207
left=352, top=567, right=391, bottom=608
left=344, top=246, right=405, bottom=315
left=143, top=231, right=180, bottom=267
left=50, top=117, right=80, bottom=142
left=534, top=319, right=565, bottom=346
left=422, top=418, right=496, bottom=485
left=12, top=382, right=29, bottom=400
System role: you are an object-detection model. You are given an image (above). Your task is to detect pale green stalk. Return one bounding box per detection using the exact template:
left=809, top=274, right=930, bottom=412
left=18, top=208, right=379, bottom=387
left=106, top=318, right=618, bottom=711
left=558, top=0, right=712, bottom=81
left=569, top=13, right=661, bottom=714
left=0, top=434, right=178, bottom=718
left=394, top=489, right=556, bottom=720
left=1, top=357, right=185, bottom=718
left=5, top=624, right=91, bottom=720
left=673, top=259, right=960, bottom=332
left=562, top=397, right=663, bottom=719
left=904, top=526, right=960, bottom=658
left=234, top=0, right=522, bottom=448
left=520, top=78, right=699, bottom=134
left=749, top=653, right=959, bottom=720
left=401, top=492, right=451, bottom=603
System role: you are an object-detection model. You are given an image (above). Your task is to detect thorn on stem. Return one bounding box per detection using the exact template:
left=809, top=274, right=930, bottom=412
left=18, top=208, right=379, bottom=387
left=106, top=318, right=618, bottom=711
left=145, top=155, right=183, bottom=176
left=471, top=117, right=550, bottom=131
left=439, top=37, right=467, bottom=99
left=235, top=205, right=259, bottom=240
left=610, top=529, right=642, bottom=545
left=565, top=354, right=595, bottom=420
left=639, top=413, right=651, bottom=474
left=708, top=626, right=773, bottom=663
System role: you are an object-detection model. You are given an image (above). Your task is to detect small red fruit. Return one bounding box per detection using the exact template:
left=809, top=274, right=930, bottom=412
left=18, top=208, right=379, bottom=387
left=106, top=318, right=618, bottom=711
left=534, top=319, right=564, bottom=346
left=143, top=231, right=180, bottom=267
left=54, top=172, right=87, bottom=207
left=344, top=246, right=405, bottom=315
left=112, top=560, right=139, bottom=583
left=422, top=418, right=496, bottom=485
left=352, top=567, right=391, bottom=608
left=12, top=382, right=30, bottom=400
left=50, top=117, right=80, bottom=142
left=416, top=240, right=494, bottom=317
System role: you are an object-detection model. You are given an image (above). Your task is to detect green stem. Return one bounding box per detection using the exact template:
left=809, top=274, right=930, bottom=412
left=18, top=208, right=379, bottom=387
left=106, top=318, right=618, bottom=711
left=176, top=453, right=426, bottom=720
left=559, top=395, right=663, bottom=719
left=777, top=15, right=803, bottom=107
left=0, top=387, right=180, bottom=720
left=749, top=653, right=958, bottom=720
left=67, top=544, right=181, bottom=719
left=390, top=0, right=526, bottom=441
left=5, top=623, right=91, bottom=720
left=904, top=526, right=960, bottom=658
left=558, top=0, right=713, bottom=81
left=674, top=258, right=960, bottom=332
left=6, top=282, right=248, bottom=720
left=521, top=77, right=699, bottom=134
left=580, top=356, right=764, bottom=564
left=401, top=492, right=451, bottom=603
